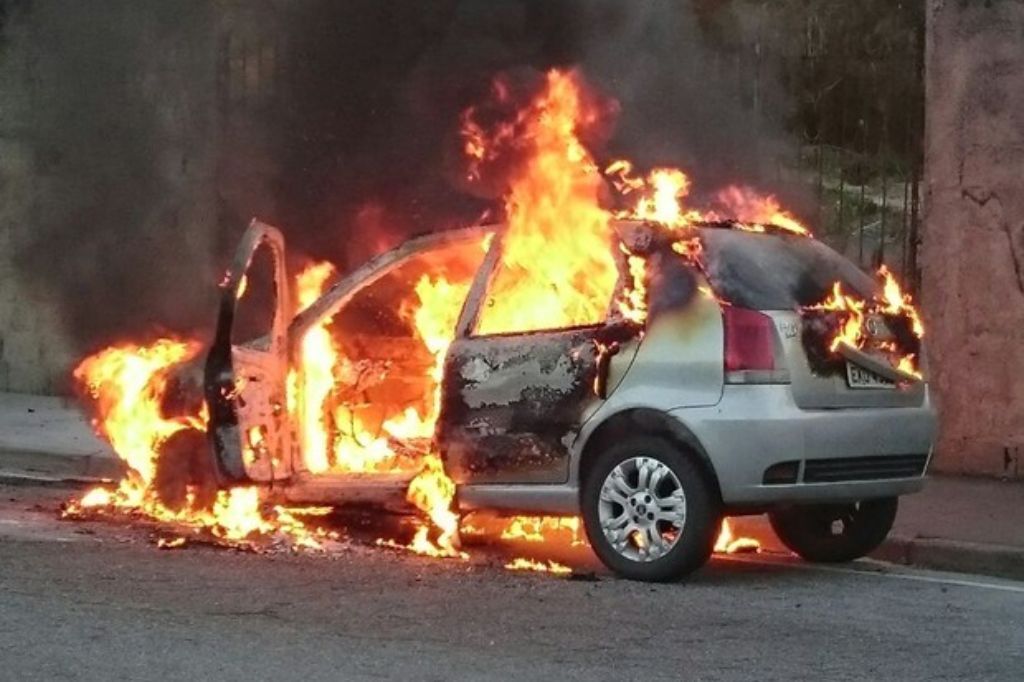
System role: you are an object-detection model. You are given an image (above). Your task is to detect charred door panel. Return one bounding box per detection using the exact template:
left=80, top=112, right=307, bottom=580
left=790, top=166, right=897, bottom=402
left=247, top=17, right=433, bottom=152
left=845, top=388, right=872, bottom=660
left=439, top=328, right=604, bottom=484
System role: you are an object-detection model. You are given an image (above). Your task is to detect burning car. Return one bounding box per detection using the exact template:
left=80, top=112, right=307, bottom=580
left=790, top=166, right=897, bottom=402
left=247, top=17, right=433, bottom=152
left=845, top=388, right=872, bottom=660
left=69, top=69, right=935, bottom=582
left=192, top=213, right=936, bottom=582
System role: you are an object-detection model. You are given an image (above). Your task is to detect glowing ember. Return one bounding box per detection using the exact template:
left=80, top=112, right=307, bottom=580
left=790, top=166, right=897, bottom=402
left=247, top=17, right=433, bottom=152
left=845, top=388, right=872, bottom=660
left=156, top=537, right=187, bottom=550
left=714, top=518, right=761, bottom=554
left=504, top=557, right=573, bottom=575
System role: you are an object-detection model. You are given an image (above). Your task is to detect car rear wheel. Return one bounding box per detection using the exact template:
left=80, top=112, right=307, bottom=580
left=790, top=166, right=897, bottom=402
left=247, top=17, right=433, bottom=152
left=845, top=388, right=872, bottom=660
left=768, top=497, right=898, bottom=563
left=581, top=436, right=719, bottom=582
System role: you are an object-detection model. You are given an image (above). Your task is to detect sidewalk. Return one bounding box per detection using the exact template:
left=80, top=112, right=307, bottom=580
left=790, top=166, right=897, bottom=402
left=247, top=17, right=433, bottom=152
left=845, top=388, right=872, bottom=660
left=0, top=392, right=122, bottom=483
left=0, top=391, right=1021, bottom=579
left=733, top=475, right=1024, bottom=580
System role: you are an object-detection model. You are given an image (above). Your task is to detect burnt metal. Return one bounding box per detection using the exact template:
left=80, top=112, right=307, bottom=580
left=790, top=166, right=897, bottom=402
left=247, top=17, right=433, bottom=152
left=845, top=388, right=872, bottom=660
left=439, top=328, right=604, bottom=485
left=646, top=248, right=699, bottom=323
left=619, top=221, right=702, bottom=325
left=593, top=341, right=620, bottom=399
left=799, top=310, right=848, bottom=377
left=882, top=313, right=921, bottom=357
left=161, top=356, right=206, bottom=421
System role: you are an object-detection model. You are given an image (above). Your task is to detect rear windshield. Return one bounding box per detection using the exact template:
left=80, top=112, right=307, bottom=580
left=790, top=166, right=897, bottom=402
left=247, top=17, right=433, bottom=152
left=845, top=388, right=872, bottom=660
left=699, top=228, right=877, bottom=310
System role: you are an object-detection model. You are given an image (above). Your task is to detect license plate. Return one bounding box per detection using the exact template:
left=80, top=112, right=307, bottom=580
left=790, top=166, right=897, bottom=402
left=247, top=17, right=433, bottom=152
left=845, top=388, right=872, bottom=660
left=846, top=362, right=895, bottom=389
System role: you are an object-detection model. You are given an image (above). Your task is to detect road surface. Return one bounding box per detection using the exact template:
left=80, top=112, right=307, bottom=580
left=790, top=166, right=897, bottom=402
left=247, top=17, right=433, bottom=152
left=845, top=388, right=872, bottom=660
left=0, top=484, right=1021, bottom=681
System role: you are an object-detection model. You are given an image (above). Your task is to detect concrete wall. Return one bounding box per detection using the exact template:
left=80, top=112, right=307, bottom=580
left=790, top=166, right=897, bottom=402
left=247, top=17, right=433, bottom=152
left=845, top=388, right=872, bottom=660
left=0, top=11, right=74, bottom=393
left=923, top=0, right=1024, bottom=478
left=0, top=2, right=221, bottom=394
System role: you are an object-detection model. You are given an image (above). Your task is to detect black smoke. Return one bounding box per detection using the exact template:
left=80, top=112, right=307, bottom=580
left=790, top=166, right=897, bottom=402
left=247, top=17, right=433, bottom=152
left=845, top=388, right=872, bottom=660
left=4, top=0, right=800, bottom=361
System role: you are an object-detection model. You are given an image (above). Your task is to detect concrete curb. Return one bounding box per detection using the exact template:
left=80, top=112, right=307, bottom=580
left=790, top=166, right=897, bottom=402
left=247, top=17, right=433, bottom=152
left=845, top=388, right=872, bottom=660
left=0, top=469, right=113, bottom=489
left=0, top=448, right=124, bottom=482
left=872, top=535, right=1024, bottom=582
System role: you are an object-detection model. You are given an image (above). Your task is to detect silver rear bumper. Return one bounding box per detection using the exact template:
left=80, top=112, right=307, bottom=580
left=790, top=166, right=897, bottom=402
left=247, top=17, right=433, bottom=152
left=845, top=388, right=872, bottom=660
left=673, top=384, right=938, bottom=506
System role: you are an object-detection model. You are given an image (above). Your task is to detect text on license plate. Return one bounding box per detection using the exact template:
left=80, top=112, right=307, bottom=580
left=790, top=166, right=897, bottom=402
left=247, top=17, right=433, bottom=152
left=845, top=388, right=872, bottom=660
left=846, top=362, right=895, bottom=389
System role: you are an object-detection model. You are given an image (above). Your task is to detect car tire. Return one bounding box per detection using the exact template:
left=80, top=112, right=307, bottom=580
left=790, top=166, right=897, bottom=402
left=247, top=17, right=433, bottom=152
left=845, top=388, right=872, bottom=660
left=581, top=435, right=719, bottom=582
left=768, top=497, right=898, bottom=563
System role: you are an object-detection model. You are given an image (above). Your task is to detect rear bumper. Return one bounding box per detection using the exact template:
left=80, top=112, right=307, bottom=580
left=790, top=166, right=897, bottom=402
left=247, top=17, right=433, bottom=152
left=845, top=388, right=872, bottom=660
left=672, top=384, right=937, bottom=506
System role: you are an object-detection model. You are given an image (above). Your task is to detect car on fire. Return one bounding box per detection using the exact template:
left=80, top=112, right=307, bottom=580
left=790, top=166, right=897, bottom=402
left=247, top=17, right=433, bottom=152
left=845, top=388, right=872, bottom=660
left=202, top=218, right=936, bottom=582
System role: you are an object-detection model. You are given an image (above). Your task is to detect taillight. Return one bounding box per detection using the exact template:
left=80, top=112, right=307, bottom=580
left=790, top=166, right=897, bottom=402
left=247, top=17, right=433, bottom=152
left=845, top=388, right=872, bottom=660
left=723, top=307, right=775, bottom=372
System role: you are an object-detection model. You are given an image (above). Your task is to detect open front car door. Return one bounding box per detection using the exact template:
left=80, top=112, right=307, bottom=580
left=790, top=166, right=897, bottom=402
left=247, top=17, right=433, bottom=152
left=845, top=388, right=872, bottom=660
left=205, top=220, right=293, bottom=485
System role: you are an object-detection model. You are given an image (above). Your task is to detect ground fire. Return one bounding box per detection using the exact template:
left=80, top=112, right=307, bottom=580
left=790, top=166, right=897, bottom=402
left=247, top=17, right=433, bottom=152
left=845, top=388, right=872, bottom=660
left=63, top=67, right=926, bottom=575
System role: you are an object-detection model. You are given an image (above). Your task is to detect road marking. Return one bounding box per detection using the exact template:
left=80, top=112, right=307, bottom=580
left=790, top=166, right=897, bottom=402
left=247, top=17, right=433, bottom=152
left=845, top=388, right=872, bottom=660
left=718, top=553, right=1024, bottom=595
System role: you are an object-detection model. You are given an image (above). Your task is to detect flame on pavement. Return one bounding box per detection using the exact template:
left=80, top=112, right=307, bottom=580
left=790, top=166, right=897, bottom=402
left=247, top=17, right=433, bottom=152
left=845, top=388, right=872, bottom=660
left=504, top=557, right=573, bottom=576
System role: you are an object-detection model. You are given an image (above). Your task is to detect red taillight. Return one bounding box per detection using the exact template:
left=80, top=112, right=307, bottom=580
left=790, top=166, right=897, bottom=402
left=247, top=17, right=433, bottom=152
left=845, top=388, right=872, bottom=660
left=723, top=307, right=775, bottom=372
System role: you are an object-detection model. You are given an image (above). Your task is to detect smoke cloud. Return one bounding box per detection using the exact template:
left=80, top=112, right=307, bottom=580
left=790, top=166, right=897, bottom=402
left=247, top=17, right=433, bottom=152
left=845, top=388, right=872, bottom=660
left=3, top=0, right=800, bottom=356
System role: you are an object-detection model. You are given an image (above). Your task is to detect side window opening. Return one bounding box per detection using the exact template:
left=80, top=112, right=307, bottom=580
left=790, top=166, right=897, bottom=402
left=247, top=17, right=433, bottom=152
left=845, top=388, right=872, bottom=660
left=231, top=242, right=278, bottom=347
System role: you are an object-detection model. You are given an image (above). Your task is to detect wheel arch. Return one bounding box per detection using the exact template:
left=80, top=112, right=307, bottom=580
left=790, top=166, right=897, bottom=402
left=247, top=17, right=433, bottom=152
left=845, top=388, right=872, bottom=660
left=574, top=408, right=723, bottom=504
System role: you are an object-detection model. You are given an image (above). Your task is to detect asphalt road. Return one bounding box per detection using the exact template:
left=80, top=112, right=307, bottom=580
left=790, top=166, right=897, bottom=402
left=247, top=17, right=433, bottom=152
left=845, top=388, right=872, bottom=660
left=0, top=485, right=1022, bottom=681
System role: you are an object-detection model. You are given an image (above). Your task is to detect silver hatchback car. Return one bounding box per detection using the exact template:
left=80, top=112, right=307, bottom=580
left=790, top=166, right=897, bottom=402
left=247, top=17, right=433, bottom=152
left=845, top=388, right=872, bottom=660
left=205, top=218, right=937, bottom=581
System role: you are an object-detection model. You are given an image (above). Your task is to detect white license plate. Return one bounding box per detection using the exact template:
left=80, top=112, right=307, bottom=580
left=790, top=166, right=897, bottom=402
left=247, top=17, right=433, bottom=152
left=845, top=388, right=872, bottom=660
left=846, top=362, right=895, bottom=389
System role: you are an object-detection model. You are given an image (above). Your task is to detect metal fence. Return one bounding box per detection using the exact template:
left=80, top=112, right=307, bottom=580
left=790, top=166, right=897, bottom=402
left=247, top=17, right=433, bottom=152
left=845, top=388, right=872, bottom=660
left=735, top=3, right=926, bottom=290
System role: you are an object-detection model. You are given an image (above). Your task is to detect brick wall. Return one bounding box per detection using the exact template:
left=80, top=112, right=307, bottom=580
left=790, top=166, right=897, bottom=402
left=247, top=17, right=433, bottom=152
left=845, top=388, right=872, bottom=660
left=923, top=0, right=1024, bottom=478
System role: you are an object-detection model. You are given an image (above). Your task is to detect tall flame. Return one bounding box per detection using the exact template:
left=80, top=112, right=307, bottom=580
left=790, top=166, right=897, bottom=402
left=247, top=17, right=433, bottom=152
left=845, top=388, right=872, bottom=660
left=294, top=261, right=337, bottom=474
left=468, top=70, right=618, bottom=335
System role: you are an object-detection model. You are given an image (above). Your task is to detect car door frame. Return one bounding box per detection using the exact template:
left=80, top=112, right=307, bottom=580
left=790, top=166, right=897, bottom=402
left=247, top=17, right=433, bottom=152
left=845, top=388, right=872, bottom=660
left=285, top=224, right=495, bottom=475
left=205, top=219, right=293, bottom=484
left=438, top=226, right=639, bottom=486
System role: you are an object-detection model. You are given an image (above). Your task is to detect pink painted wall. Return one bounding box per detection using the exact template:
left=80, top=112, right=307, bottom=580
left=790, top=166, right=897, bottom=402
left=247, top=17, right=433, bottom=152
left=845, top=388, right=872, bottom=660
left=922, top=0, right=1024, bottom=478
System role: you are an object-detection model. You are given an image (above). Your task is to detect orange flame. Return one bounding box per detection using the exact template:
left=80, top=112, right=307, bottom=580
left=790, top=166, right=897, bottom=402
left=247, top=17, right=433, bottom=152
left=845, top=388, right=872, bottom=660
left=404, top=454, right=466, bottom=558
left=714, top=518, right=761, bottom=554
left=292, top=261, right=337, bottom=474
left=878, top=265, right=924, bottom=338
left=805, top=269, right=925, bottom=378
left=500, top=516, right=585, bottom=546
left=617, top=247, right=648, bottom=325
left=468, top=70, right=618, bottom=335
left=73, top=338, right=202, bottom=490
left=504, top=557, right=573, bottom=575
left=713, top=185, right=810, bottom=236
left=812, top=282, right=868, bottom=352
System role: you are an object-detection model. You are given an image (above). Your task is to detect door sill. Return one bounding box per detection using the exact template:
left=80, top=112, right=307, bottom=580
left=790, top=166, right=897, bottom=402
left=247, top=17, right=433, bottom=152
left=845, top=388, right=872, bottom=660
left=266, top=471, right=415, bottom=511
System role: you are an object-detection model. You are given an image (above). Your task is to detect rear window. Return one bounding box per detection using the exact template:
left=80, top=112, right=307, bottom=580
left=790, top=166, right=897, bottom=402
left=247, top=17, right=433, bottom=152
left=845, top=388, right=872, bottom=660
left=699, top=228, right=877, bottom=310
